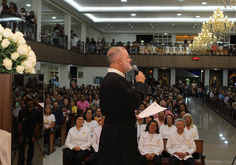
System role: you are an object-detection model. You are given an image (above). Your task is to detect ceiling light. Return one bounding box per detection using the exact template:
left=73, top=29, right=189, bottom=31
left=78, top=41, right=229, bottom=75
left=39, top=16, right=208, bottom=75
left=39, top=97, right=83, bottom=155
left=121, top=0, right=127, bottom=2
left=173, top=23, right=175, bottom=25
left=222, top=137, right=225, bottom=140
left=224, top=141, right=228, bottom=144
left=193, top=26, right=195, bottom=28
left=164, top=33, right=167, bottom=35
left=202, top=2, right=207, bottom=5
left=52, top=17, right=56, bottom=19
left=177, top=13, right=181, bottom=16
left=196, top=15, right=200, bottom=18
left=129, top=23, right=131, bottom=25
left=179, top=0, right=184, bottom=1
left=131, top=26, right=133, bottom=28
left=111, top=26, right=113, bottom=28
left=26, top=4, right=31, bottom=7
left=131, top=14, right=136, bottom=16
left=151, top=23, right=153, bottom=25
left=195, top=23, right=197, bottom=25
left=219, top=134, right=223, bottom=137
left=108, top=23, right=110, bottom=25
left=151, top=26, right=154, bottom=28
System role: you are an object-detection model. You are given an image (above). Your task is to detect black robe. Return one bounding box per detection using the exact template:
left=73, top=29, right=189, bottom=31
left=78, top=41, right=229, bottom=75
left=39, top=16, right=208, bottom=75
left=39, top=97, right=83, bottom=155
left=98, top=72, right=146, bottom=165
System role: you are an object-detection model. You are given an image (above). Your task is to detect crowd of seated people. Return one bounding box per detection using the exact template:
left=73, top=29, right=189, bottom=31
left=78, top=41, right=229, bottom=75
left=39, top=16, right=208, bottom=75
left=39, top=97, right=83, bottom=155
left=203, top=86, right=236, bottom=125
left=27, top=82, right=201, bottom=165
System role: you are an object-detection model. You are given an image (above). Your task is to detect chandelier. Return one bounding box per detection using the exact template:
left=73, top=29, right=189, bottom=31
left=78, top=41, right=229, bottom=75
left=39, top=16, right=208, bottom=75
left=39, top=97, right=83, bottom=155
left=189, top=24, right=217, bottom=55
left=222, top=0, right=236, bottom=8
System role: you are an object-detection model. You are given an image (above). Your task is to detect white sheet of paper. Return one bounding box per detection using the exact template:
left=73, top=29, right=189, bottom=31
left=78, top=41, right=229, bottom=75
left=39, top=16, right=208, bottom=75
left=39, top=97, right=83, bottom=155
left=138, top=102, right=166, bottom=118
left=39, top=103, right=44, bottom=108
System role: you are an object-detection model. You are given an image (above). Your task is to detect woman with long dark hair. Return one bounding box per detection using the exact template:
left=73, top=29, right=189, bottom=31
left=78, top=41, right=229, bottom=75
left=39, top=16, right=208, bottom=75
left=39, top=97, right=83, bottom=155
left=26, top=11, right=36, bottom=39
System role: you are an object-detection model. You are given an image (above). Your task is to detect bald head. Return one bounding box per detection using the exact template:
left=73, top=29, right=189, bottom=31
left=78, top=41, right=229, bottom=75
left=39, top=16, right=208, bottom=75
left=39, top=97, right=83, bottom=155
left=107, top=47, right=125, bottom=64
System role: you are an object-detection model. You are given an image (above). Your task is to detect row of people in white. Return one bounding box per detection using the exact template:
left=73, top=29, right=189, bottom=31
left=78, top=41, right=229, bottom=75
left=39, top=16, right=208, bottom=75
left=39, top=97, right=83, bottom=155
left=138, top=113, right=199, bottom=140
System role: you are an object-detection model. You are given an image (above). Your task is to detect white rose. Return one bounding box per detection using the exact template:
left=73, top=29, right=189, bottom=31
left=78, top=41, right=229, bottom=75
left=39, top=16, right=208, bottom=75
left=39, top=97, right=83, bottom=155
left=11, top=33, right=20, bottom=43
left=27, top=56, right=36, bottom=63
left=32, top=62, right=36, bottom=67
left=0, top=25, right=4, bottom=34
left=18, top=37, right=26, bottom=45
left=2, top=58, right=12, bottom=70
left=17, top=45, right=28, bottom=55
left=27, top=46, right=31, bottom=52
left=15, top=31, right=24, bottom=38
left=22, top=60, right=32, bottom=69
left=16, top=65, right=25, bottom=74
left=2, top=28, right=13, bottom=38
left=25, top=67, right=35, bottom=74
left=1, top=39, right=10, bottom=48
left=27, top=50, right=36, bottom=58
left=11, top=52, right=20, bottom=61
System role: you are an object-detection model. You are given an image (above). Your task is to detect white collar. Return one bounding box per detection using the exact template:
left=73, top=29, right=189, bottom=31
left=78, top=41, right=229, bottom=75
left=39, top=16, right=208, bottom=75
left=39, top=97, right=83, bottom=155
left=108, top=68, right=125, bottom=78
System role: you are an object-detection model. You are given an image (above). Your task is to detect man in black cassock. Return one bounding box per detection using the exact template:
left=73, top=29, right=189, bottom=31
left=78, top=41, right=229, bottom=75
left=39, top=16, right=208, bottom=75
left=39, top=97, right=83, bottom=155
left=98, top=47, right=146, bottom=165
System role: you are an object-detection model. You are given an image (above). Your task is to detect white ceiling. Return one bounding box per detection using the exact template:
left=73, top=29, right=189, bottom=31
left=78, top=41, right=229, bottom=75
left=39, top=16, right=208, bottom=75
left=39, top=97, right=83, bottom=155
left=12, top=0, right=236, bottom=34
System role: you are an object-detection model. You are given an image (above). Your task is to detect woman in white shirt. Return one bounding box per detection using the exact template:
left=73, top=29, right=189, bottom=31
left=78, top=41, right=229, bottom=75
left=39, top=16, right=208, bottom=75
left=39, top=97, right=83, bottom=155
left=65, top=115, right=91, bottom=165
left=43, top=104, right=55, bottom=137
left=138, top=120, right=164, bottom=165
left=140, top=116, right=154, bottom=136
left=183, top=113, right=199, bottom=139
left=93, top=94, right=100, bottom=107
left=83, top=109, right=98, bottom=136
left=160, top=114, right=176, bottom=138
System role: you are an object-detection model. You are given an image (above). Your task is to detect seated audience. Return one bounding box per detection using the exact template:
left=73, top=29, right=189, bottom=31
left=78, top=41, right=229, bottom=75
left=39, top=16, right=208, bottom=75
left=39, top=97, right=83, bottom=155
left=166, top=118, right=196, bottom=165
left=183, top=114, right=199, bottom=140
left=77, top=95, right=90, bottom=112
left=159, top=114, right=176, bottom=138
left=179, top=110, right=187, bottom=119
left=43, top=104, right=55, bottom=137
left=83, top=108, right=98, bottom=136
left=140, top=116, right=154, bottom=135
left=70, top=100, right=77, bottom=114
left=52, top=102, right=63, bottom=131
left=138, top=120, right=163, bottom=165
left=90, top=116, right=105, bottom=165
left=65, top=115, right=91, bottom=165
left=94, top=107, right=102, bottom=125
left=154, top=110, right=165, bottom=128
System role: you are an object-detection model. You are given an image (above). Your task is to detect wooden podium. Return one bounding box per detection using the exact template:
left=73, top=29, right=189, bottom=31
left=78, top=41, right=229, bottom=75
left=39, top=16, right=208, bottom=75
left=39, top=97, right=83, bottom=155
left=0, top=74, right=12, bottom=133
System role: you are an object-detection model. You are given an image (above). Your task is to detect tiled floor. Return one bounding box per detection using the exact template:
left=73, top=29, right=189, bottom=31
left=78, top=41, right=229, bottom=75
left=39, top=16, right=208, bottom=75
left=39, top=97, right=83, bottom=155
left=43, top=98, right=236, bottom=165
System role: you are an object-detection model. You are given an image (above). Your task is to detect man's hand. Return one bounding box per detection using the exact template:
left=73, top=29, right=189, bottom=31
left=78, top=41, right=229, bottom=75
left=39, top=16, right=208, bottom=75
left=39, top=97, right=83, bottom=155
left=43, top=126, right=47, bottom=131
left=145, top=154, right=152, bottom=161
left=135, top=71, right=146, bottom=84
left=73, top=146, right=81, bottom=151
left=150, top=153, right=156, bottom=160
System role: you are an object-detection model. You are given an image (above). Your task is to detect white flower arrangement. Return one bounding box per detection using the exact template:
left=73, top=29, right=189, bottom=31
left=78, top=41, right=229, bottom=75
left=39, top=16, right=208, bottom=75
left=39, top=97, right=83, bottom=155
left=0, top=25, right=37, bottom=74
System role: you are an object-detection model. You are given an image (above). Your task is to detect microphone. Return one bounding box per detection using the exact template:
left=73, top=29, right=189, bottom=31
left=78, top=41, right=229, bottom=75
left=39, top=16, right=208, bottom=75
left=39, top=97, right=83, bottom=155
left=132, top=65, right=139, bottom=74
left=132, top=65, right=148, bottom=87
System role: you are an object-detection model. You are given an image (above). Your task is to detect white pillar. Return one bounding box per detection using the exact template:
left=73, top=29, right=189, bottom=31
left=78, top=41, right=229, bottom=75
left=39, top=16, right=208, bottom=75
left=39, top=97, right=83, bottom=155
left=60, top=64, right=70, bottom=89
left=81, top=24, right=87, bottom=53
left=34, top=61, right=41, bottom=74
left=32, top=0, right=42, bottom=42
left=204, top=69, right=210, bottom=86
left=171, top=34, right=176, bottom=43
left=223, top=69, right=228, bottom=87
left=170, top=68, right=176, bottom=86
left=64, top=13, right=71, bottom=50
left=153, top=68, right=158, bottom=81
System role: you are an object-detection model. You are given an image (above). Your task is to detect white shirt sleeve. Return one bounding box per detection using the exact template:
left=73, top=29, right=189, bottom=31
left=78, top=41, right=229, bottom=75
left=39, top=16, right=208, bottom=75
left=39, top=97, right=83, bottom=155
left=193, top=125, right=199, bottom=140
left=166, top=133, right=175, bottom=155
left=92, top=128, right=99, bottom=152
left=187, top=134, right=196, bottom=155
left=138, top=132, right=147, bottom=155
left=65, top=129, right=75, bottom=150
